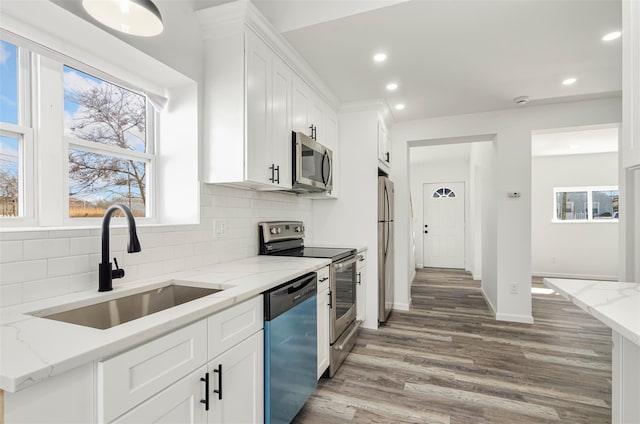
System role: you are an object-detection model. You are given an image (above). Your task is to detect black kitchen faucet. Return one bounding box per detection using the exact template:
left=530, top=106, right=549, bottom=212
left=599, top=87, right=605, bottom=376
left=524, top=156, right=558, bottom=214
left=98, top=204, right=142, bottom=292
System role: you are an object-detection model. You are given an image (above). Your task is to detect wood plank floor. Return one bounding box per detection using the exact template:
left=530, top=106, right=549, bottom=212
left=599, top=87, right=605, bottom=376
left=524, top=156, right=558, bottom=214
left=293, top=268, right=612, bottom=423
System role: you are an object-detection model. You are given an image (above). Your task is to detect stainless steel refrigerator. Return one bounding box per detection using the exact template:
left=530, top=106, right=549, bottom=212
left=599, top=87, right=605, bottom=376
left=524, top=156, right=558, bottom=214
left=378, top=176, right=394, bottom=323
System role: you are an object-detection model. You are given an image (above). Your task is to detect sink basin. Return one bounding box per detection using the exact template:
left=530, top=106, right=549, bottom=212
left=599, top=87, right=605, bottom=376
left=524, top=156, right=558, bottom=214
left=32, top=283, right=223, bottom=330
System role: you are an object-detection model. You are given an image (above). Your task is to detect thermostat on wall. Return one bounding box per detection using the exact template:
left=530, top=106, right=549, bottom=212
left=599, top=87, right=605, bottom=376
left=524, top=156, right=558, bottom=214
left=508, top=192, right=521, bottom=198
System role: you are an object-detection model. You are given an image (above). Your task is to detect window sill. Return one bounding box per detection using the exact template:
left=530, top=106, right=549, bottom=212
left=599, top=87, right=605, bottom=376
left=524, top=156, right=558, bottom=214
left=550, top=219, right=619, bottom=224
left=0, top=220, right=200, bottom=234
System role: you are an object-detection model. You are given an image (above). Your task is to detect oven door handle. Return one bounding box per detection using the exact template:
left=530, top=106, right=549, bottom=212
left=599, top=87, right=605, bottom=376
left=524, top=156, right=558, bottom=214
left=334, top=255, right=363, bottom=270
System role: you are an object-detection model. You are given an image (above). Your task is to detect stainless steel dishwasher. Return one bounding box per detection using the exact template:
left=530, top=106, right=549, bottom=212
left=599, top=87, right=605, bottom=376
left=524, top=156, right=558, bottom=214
left=264, top=272, right=317, bottom=424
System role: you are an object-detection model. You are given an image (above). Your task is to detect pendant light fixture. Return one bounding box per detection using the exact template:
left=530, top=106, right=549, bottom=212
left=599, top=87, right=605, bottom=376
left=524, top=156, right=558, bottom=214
left=82, top=0, right=164, bottom=37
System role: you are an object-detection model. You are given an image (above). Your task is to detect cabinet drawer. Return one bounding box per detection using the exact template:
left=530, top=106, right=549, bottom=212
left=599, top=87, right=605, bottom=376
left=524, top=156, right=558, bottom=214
left=111, top=366, right=207, bottom=424
left=317, top=266, right=330, bottom=291
left=208, top=296, right=263, bottom=360
left=98, top=320, right=207, bottom=423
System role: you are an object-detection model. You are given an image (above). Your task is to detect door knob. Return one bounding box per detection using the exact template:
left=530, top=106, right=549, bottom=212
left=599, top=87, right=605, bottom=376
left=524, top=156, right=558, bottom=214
left=424, top=225, right=428, bottom=228
left=424, top=230, right=428, bottom=234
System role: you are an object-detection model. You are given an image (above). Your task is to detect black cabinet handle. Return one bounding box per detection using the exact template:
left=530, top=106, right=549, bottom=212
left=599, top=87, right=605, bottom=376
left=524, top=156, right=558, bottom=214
left=275, top=165, right=280, bottom=184
left=319, top=277, right=329, bottom=282
left=213, top=364, right=222, bottom=400
left=328, top=290, right=332, bottom=308
left=385, top=151, right=390, bottom=162
left=357, top=272, right=361, bottom=285
left=424, top=224, right=428, bottom=228
left=268, top=164, right=275, bottom=183
left=424, top=230, right=428, bottom=234
left=200, top=373, right=209, bottom=411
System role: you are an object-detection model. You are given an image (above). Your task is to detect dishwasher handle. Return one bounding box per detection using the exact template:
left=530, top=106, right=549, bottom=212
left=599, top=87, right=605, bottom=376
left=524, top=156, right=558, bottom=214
left=287, top=276, right=314, bottom=295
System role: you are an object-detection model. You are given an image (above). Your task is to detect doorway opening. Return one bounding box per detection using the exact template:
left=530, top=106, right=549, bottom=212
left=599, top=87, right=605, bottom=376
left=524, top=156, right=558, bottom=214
left=531, top=124, right=620, bottom=282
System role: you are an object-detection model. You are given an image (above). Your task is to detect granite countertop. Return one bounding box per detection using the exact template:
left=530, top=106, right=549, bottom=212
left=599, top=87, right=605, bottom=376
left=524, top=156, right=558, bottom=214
left=544, top=278, right=640, bottom=346
left=0, top=255, right=331, bottom=393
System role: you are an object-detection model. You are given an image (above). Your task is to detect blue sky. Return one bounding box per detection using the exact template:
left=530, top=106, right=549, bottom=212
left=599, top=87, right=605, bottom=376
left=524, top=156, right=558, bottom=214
left=0, top=40, right=18, bottom=178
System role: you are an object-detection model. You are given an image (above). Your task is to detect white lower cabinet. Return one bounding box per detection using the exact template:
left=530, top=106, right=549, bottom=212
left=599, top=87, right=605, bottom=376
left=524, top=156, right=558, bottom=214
left=356, top=252, right=367, bottom=323
left=114, top=330, right=264, bottom=424
left=316, top=266, right=330, bottom=379
left=98, top=296, right=263, bottom=424
left=208, top=331, right=264, bottom=424
left=112, top=366, right=207, bottom=424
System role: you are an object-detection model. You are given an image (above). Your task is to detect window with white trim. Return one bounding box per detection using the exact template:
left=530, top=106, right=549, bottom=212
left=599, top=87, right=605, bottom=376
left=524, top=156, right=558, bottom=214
left=0, top=35, right=159, bottom=225
left=554, top=186, right=619, bottom=221
left=64, top=66, right=154, bottom=218
left=0, top=40, right=33, bottom=219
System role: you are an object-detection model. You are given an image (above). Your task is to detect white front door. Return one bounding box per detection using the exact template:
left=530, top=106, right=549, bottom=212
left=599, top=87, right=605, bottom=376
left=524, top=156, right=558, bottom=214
left=423, top=182, right=465, bottom=268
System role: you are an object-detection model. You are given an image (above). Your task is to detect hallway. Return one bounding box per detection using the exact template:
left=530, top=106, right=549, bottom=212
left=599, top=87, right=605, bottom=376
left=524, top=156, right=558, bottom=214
left=294, top=268, right=612, bottom=423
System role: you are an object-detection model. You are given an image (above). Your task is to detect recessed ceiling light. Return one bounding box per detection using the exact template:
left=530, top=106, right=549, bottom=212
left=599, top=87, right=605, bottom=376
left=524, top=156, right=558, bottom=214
left=386, top=83, right=398, bottom=91
left=562, top=78, right=577, bottom=86
left=602, top=31, right=621, bottom=41
left=373, top=53, right=387, bottom=62
left=394, top=103, right=405, bottom=110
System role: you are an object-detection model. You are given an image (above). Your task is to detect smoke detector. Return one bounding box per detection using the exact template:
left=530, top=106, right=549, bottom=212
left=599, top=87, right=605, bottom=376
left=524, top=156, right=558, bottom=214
left=514, top=96, right=530, bottom=106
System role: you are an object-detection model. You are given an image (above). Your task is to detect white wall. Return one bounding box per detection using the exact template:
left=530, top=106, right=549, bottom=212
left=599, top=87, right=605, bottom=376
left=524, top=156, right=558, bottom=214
left=410, top=145, right=470, bottom=269
left=312, top=109, right=380, bottom=329
left=531, top=152, right=619, bottom=279
left=391, top=97, right=622, bottom=324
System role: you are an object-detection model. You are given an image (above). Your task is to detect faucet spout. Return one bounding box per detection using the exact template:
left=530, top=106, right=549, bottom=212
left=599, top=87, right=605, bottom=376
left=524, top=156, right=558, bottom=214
left=99, top=204, right=142, bottom=292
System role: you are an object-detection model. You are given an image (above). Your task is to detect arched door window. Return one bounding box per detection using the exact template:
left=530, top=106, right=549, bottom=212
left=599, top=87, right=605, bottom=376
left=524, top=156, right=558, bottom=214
left=432, top=187, right=456, bottom=198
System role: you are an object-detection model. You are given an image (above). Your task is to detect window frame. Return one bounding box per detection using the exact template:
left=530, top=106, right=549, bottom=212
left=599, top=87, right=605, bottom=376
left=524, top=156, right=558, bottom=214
left=552, top=186, right=619, bottom=223
left=62, top=65, right=158, bottom=224
left=0, top=41, right=35, bottom=226
left=0, top=34, right=161, bottom=227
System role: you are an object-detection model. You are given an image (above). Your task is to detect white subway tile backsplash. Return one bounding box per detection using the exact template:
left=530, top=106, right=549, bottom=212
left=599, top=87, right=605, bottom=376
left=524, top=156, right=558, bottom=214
left=0, top=241, right=23, bottom=263
left=0, top=260, right=48, bottom=285
left=23, top=276, right=70, bottom=303
left=0, top=185, right=313, bottom=306
left=0, top=283, right=22, bottom=306
left=23, top=239, right=70, bottom=260
left=69, top=237, right=101, bottom=255
left=48, top=255, right=90, bottom=278
left=69, top=272, right=97, bottom=293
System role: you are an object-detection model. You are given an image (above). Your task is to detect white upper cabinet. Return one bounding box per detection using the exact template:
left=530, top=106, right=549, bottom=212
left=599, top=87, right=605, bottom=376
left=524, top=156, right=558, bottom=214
left=245, top=30, right=292, bottom=188
left=199, top=19, right=291, bottom=189
left=197, top=1, right=340, bottom=192
left=378, top=119, right=391, bottom=173
left=622, top=0, right=640, bottom=169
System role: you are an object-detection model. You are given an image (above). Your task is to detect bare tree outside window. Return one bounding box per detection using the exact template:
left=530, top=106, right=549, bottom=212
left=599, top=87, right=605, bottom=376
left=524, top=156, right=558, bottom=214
left=64, top=66, right=149, bottom=217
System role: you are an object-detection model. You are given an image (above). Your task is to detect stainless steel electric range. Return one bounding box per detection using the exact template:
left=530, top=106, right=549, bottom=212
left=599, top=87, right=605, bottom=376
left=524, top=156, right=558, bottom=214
left=259, top=221, right=360, bottom=377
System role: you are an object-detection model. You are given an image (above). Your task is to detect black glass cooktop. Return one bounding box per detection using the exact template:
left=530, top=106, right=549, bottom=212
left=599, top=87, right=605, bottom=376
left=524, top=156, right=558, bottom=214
left=270, top=246, right=355, bottom=262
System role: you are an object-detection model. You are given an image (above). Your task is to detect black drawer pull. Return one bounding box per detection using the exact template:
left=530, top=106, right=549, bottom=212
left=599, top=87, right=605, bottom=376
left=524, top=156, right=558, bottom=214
left=213, top=364, right=222, bottom=400
left=200, top=372, right=209, bottom=410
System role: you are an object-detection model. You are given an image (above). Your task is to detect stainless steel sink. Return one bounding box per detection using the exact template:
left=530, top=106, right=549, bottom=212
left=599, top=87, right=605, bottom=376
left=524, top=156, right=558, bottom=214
left=33, top=283, right=223, bottom=330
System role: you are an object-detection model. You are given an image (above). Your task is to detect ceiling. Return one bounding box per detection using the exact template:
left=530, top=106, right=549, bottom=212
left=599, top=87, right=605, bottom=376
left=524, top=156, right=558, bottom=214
left=51, top=0, right=622, bottom=123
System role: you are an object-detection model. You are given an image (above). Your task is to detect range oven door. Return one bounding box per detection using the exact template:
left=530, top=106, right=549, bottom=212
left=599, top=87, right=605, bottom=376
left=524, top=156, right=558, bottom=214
left=293, top=131, right=333, bottom=193
left=329, top=255, right=359, bottom=343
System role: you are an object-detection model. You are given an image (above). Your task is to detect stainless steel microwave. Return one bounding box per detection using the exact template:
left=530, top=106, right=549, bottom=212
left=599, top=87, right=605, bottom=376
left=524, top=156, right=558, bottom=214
left=292, top=131, right=333, bottom=193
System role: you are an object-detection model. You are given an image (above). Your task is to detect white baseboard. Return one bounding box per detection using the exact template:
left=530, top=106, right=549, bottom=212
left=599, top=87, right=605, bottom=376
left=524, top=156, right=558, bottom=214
left=393, top=301, right=411, bottom=311
left=533, top=271, right=617, bottom=281
left=472, top=272, right=482, bottom=281
left=496, top=313, right=534, bottom=324
left=410, top=268, right=416, bottom=283
left=480, top=286, right=497, bottom=317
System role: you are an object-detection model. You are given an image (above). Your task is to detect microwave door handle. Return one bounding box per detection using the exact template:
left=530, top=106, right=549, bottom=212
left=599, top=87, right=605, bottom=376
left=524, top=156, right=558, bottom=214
left=321, top=151, right=328, bottom=185
left=321, top=151, right=331, bottom=186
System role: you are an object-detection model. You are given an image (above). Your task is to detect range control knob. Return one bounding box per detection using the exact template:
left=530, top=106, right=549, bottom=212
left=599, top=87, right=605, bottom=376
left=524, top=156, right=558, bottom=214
left=270, top=228, right=277, bottom=235
left=276, top=227, right=282, bottom=234
left=294, top=226, right=302, bottom=232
